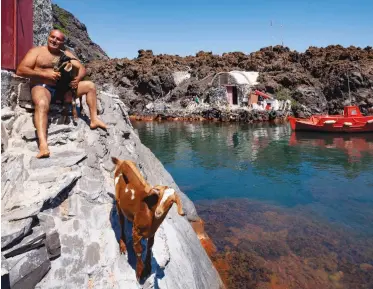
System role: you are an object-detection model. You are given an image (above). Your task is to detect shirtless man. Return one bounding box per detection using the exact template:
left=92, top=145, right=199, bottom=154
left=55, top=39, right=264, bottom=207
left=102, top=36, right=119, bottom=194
left=16, top=29, right=107, bottom=158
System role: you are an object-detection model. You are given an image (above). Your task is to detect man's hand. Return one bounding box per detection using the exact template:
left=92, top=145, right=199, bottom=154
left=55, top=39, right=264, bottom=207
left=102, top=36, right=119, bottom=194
left=42, top=70, right=61, bottom=81
left=70, top=76, right=80, bottom=89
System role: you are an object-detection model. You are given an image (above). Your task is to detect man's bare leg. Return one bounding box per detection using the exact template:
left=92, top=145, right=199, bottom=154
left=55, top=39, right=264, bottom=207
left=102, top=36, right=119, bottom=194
left=31, top=86, right=51, bottom=158
left=76, top=81, right=107, bottom=129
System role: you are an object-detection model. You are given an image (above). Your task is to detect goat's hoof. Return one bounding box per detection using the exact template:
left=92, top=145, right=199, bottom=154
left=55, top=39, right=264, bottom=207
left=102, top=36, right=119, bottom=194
left=136, top=265, right=145, bottom=282
left=119, top=240, right=127, bottom=254
left=141, top=266, right=151, bottom=280
left=57, top=116, right=67, bottom=125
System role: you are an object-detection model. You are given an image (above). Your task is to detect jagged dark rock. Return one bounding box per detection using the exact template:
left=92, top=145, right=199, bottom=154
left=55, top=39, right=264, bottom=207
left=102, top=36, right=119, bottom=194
left=85, top=45, right=373, bottom=118
left=1, top=254, right=10, bottom=289
left=2, top=226, right=46, bottom=258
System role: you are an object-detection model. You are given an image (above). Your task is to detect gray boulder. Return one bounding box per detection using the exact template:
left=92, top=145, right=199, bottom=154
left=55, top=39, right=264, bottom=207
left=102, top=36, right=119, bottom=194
left=291, top=85, right=327, bottom=114
left=8, top=247, right=51, bottom=289
left=2, top=254, right=10, bottom=289
left=1, top=122, right=9, bottom=152
left=2, top=226, right=46, bottom=258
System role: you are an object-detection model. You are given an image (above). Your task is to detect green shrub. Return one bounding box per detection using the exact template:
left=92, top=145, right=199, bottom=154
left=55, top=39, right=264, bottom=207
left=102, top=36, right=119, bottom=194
left=54, top=6, right=70, bottom=27
left=275, top=87, right=298, bottom=106
left=53, top=24, right=68, bottom=36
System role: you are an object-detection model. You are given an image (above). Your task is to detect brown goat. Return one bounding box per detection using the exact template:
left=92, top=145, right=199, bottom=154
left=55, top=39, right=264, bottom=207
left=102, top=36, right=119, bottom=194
left=111, top=157, right=185, bottom=281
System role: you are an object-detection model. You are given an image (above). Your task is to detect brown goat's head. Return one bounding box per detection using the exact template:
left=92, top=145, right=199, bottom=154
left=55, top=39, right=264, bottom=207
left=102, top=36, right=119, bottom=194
left=111, top=157, right=185, bottom=219
left=147, top=185, right=185, bottom=219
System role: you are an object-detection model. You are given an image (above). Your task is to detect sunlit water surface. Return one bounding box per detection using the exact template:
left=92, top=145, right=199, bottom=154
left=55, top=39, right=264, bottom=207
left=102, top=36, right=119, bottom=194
left=133, top=121, right=373, bottom=289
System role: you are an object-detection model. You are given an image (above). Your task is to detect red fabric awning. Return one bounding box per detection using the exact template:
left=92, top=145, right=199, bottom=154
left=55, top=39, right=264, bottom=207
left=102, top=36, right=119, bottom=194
left=254, top=90, right=272, bottom=99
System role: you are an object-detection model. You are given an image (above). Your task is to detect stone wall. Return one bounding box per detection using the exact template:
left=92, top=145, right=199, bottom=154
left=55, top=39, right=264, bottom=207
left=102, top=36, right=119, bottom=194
left=1, top=71, right=32, bottom=110
left=1, top=71, right=18, bottom=109
left=33, top=0, right=53, bottom=46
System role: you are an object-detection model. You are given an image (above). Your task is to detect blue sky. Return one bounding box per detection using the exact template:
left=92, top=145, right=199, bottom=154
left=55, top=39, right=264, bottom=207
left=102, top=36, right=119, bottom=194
left=53, top=0, right=373, bottom=59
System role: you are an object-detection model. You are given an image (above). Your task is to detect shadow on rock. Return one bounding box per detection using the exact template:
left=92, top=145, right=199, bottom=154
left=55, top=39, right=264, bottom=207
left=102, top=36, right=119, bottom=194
left=109, top=197, right=165, bottom=285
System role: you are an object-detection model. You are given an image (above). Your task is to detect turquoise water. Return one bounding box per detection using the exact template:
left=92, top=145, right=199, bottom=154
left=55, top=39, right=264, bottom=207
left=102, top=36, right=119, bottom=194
left=133, top=121, right=373, bottom=234
left=133, top=121, right=373, bottom=288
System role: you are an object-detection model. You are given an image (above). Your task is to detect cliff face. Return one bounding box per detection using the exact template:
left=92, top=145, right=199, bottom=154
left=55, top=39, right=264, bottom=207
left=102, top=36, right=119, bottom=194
left=52, top=4, right=109, bottom=63
left=1, top=80, right=224, bottom=289
left=33, top=0, right=53, bottom=46
left=86, top=46, right=373, bottom=116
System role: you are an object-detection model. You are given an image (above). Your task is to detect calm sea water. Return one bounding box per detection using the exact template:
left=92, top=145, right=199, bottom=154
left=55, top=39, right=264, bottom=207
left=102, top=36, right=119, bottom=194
left=133, top=121, right=373, bottom=289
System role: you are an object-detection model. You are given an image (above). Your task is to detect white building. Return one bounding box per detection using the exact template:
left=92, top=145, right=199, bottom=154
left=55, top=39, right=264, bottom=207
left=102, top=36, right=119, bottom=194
left=211, top=71, right=259, bottom=106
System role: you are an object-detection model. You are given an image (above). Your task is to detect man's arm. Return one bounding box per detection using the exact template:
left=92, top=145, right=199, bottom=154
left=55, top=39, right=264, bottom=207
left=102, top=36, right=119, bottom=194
left=16, top=48, right=44, bottom=78
left=16, top=48, right=60, bottom=82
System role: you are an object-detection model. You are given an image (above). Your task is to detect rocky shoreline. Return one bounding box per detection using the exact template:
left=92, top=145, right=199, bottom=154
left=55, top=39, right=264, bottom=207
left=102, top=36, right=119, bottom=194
left=1, top=75, right=224, bottom=289
left=129, top=108, right=291, bottom=124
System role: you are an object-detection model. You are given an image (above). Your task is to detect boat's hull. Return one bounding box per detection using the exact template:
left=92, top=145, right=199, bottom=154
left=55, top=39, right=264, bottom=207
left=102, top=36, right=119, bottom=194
left=288, top=116, right=373, bottom=133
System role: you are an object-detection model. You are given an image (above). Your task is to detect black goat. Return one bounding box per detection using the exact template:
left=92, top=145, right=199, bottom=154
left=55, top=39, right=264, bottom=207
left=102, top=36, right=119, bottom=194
left=54, top=50, right=85, bottom=124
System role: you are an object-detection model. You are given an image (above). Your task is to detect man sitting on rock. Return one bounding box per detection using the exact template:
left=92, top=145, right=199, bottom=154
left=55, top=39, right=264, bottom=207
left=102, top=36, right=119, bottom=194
left=16, top=29, right=107, bottom=158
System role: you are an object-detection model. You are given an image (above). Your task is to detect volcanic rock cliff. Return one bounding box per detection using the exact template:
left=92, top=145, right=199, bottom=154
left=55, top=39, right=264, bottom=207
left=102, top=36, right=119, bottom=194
left=85, top=46, right=373, bottom=117
left=51, top=1, right=373, bottom=118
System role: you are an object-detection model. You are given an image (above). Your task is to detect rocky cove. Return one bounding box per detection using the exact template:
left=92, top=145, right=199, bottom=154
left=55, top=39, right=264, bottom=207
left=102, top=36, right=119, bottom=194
left=1, top=1, right=373, bottom=288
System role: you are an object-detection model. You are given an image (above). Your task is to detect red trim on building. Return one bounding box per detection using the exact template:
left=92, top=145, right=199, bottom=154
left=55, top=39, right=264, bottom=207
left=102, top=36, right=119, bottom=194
left=1, top=0, right=33, bottom=71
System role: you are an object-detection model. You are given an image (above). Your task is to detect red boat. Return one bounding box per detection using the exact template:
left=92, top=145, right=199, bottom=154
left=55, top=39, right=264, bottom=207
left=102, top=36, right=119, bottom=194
left=288, top=106, right=373, bottom=133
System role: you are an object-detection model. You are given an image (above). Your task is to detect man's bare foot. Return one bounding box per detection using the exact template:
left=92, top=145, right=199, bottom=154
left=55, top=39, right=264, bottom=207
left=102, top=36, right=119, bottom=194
left=36, top=144, right=50, bottom=158
left=90, top=118, right=107, bottom=130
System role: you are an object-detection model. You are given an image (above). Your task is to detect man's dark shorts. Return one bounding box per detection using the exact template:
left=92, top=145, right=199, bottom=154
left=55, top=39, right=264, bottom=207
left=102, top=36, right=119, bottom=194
left=31, top=84, right=63, bottom=104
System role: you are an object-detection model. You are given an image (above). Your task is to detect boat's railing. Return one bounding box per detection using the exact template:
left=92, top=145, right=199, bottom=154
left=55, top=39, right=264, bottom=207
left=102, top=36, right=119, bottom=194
left=318, top=116, right=373, bottom=127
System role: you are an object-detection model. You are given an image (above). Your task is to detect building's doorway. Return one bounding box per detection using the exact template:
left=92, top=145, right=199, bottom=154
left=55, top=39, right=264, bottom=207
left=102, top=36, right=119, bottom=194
left=226, top=86, right=238, bottom=105
left=232, top=86, right=238, bottom=105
